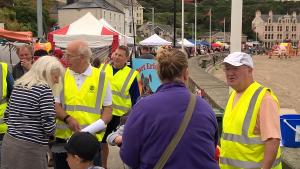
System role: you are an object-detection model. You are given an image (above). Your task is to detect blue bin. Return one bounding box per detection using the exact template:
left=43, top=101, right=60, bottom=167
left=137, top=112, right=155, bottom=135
left=280, top=114, right=300, bottom=148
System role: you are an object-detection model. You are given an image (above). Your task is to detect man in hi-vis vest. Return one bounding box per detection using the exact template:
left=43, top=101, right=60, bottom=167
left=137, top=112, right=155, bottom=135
left=220, top=52, right=281, bottom=169
left=53, top=40, right=112, bottom=169
left=0, top=62, right=14, bottom=167
left=101, top=46, right=140, bottom=169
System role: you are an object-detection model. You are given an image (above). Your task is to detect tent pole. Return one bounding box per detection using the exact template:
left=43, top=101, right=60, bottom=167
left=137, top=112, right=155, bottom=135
left=9, top=43, right=12, bottom=67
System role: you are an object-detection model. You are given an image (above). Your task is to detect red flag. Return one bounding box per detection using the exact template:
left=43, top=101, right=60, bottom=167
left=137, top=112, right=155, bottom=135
left=184, top=0, right=194, bottom=3
left=219, top=18, right=225, bottom=24
left=204, top=9, right=211, bottom=16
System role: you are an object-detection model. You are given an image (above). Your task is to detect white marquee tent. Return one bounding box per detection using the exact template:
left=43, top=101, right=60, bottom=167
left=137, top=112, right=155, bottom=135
left=177, top=38, right=195, bottom=47
left=139, top=34, right=172, bottom=46
left=48, top=12, right=133, bottom=48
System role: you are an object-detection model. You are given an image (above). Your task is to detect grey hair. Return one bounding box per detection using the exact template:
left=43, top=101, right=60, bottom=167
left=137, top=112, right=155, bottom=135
left=15, top=56, right=65, bottom=90
left=16, top=44, right=34, bottom=57
left=77, top=42, right=92, bottom=62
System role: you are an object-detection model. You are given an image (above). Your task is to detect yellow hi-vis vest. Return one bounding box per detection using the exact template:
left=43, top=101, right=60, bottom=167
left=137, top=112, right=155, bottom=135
left=111, top=66, right=139, bottom=116
left=0, top=63, right=8, bottom=133
left=220, top=82, right=282, bottom=169
left=55, top=67, right=108, bottom=141
left=99, top=63, right=113, bottom=80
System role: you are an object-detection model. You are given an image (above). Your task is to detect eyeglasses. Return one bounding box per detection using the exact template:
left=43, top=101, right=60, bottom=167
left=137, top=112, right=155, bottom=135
left=64, top=53, right=78, bottom=59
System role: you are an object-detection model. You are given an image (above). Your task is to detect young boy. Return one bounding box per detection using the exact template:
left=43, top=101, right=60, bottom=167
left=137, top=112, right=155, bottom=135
left=65, top=132, right=104, bottom=169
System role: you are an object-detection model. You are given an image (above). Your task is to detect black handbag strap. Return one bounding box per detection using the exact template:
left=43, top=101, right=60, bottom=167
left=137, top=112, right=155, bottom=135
left=154, top=93, right=197, bottom=169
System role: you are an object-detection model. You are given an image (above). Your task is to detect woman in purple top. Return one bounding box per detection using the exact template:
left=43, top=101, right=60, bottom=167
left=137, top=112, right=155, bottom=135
left=120, top=48, right=220, bottom=169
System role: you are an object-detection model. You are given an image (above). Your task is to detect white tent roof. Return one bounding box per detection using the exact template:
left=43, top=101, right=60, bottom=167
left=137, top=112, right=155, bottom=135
left=139, top=34, right=172, bottom=46
left=52, top=12, right=133, bottom=48
left=177, top=39, right=194, bottom=47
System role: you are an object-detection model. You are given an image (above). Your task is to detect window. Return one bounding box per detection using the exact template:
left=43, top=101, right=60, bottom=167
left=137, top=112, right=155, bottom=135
left=268, top=26, right=270, bottom=31
left=268, top=34, right=271, bottom=39
left=271, top=34, right=274, bottom=39
left=286, top=33, right=289, bottom=39
left=103, top=11, right=106, bottom=18
left=114, top=13, right=116, bottom=20
left=265, top=26, right=267, bottom=31
left=268, top=19, right=271, bottom=23
left=280, top=26, right=282, bottom=31
left=271, top=26, right=273, bottom=31
left=277, top=26, right=280, bottom=31
left=279, top=20, right=281, bottom=23
left=265, top=34, right=268, bottom=39
left=110, top=12, right=111, bottom=20
left=277, top=34, right=280, bottom=39
left=286, top=26, right=289, bottom=31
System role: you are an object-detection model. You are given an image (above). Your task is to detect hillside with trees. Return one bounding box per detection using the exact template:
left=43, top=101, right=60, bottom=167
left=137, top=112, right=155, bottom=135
left=140, top=0, right=300, bottom=40
left=0, top=0, right=55, bottom=36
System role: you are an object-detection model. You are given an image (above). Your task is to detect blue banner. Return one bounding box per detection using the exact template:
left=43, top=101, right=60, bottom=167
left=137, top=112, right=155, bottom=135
left=132, top=58, right=161, bottom=95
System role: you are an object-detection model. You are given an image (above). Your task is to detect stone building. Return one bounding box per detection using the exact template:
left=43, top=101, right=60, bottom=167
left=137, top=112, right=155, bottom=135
left=252, top=10, right=300, bottom=48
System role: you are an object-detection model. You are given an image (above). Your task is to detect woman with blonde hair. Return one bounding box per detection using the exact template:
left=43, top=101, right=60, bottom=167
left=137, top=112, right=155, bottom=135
left=120, top=48, right=219, bottom=169
left=1, top=56, right=65, bottom=169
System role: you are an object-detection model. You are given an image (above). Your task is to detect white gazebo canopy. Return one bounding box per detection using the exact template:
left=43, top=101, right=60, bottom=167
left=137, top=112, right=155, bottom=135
left=139, top=34, right=172, bottom=46
left=178, top=39, right=194, bottom=47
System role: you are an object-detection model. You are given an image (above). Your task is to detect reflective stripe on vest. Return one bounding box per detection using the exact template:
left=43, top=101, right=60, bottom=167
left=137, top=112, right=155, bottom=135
left=220, top=157, right=281, bottom=169
left=61, top=71, right=106, bottom=113
left=112, top=104, right=130, bottom=112
left=100, top=63, right=108, bottom=72
left=0, top=118, right=3, bottom=124
left=111, top=69, right=135, bottom=100
left=56, top=124, right=88, bottom=130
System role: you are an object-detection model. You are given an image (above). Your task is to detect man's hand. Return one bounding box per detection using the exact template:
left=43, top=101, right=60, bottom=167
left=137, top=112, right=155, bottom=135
left=114, top=135, right=122, bottom=146
left=55, top=103, right=81, bottom=132
left=66, top=116, right=81, bottom=132
left=21, top=59, right=32, bottom=70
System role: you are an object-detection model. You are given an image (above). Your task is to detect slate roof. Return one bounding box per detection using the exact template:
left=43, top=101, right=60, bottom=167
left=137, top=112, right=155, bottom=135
left=62, top=0, right=124, bottom=13
left=261, top=14, right=299, bottom=23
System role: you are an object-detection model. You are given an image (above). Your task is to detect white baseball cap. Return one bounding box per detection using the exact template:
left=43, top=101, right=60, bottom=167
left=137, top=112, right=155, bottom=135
left=223, top=52, right=253, bottom=68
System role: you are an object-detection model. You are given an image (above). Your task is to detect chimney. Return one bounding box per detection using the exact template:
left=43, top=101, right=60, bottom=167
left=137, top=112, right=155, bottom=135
left=255, top=10, right=261, bottom=17
left=269, top=10, right=273, bottom=16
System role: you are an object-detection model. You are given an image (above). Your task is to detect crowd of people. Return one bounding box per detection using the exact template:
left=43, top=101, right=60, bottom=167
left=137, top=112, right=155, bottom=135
left=0, top=39, right=282, bottom=169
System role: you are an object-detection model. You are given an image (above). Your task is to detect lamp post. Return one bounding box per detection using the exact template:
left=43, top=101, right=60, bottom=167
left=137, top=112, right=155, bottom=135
left=181, top=0, right=184, bottom=50
left=37, top=0, right=43, bottom=38
left=173, top=0, right=176, bottom=47
left=142, top=7, right=155, bottom=35
left=151, top=7, right=155, bottom=35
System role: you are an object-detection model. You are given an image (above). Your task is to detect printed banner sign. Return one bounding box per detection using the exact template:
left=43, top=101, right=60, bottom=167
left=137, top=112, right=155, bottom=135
left=132, top=58, right=161, bottom=95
